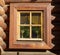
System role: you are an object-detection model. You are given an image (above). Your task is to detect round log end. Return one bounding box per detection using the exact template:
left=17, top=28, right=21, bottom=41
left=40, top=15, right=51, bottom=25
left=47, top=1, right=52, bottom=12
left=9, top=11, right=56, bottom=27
left=0, top=16, right=4, bottom=22
left=0, top=22, right=7, bottom=30
left=0, top=27, right=6, bottom=39
left=0, top=37, right=6, bottom=49
left=0, top=0, right=5, bottom=7
left=3, top=5, right=8, bottom=12
left=2, top=14, right=7, bottom=20
left=0, top=6, right=5, bottom=15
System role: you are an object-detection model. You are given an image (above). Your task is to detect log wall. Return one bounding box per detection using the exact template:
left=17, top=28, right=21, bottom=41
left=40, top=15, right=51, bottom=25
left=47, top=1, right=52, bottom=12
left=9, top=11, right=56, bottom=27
left=0, top=0, right=60, bottom=55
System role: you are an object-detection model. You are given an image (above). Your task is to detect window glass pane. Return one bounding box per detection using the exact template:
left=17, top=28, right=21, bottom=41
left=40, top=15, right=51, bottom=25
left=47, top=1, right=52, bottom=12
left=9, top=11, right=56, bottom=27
left=20, top=13, right=30, bottom=24
left=20, top=26, right=30, bottom=38
left=32, top=13, right=41, bottom=24
left=18, top=11, right=43, bottom=40
left=32, top=26, right=41, bottom=38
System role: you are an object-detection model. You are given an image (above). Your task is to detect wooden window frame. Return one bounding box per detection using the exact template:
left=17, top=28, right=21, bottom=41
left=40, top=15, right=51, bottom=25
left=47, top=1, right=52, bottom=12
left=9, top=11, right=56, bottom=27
left=17, top=11, right=43, bottom=40
left=9, top=3, right=53, bottom=49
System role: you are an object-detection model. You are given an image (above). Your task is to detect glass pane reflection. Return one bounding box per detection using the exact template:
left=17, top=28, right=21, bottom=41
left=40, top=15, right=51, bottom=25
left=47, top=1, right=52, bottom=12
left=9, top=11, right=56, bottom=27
left=32, top=13, right=41, bottom=24
left=20, top=13, right=30, bottom=24
left=20, top=26, right=30, bottom=38
left=32, top=26, right=41, bottom=38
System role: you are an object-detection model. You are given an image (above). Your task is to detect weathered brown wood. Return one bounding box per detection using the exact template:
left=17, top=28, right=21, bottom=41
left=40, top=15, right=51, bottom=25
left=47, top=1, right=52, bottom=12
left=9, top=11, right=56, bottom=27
left=9, top=3, right=54, bottom=49
left=1, top=0, right=60, bottom=55
left=5, top=0, right=52, bottom=3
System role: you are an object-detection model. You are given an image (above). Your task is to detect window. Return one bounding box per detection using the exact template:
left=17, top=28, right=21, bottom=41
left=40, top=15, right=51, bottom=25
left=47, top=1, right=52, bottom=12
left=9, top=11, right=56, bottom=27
left=9, top=3, right=53, bottom=49
left=17, top=11, right=43, bottom=41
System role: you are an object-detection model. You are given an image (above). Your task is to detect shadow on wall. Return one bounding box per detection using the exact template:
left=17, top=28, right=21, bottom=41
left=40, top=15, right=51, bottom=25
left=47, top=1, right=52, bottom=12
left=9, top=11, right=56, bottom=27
left=30, top=0, right=37, bottom=2
left=50, top=0, right=60, bottom=55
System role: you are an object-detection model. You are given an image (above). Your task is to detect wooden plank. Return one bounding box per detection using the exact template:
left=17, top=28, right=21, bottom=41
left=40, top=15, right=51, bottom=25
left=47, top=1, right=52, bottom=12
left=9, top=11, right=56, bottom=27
left=1, top=51, right=56, bottom=55
left=1, top=52, right=17, bottom=55
left=19, top=52, right=56, bottom=55
left=5, top=0, right=52, bottom=3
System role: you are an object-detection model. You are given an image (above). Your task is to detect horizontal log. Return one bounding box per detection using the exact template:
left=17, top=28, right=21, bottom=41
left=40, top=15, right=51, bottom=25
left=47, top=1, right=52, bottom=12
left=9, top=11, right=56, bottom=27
left=0, top=6, right=5, bottom=16
left=1, top=51, right=55, bottom=55
left=5, top=0, right=52, bottom=3
left=19, top=52, right=56, bottom=55
left=1, top=52, right=17, bottom=55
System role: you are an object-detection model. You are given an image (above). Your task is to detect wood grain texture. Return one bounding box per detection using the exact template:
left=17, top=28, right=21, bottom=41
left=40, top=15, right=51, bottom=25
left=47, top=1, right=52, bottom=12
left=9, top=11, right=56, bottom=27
left=1, top=0, right=60, bottom=55
left=5, top=0, right=52, bottom=3
left=9, top=3, right=53, bottom=49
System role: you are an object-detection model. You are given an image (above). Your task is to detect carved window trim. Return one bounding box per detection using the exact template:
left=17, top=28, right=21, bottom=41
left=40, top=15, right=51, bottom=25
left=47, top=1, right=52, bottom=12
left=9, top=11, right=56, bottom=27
left=5, top=0, right=52, bottom=3
left=9, top=3, right=53, bottom=49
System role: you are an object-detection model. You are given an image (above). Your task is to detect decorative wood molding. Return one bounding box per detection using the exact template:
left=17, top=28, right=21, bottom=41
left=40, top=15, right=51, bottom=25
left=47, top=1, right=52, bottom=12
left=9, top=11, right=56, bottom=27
left=51, top=6, right=55, bottom=42
left=0, top=0, right=55, bottom=55
left=9, top=3, right=54, bottom=49
left=5, top=0, right=52, bottom=3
